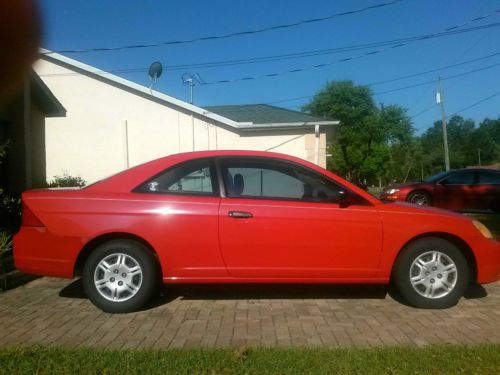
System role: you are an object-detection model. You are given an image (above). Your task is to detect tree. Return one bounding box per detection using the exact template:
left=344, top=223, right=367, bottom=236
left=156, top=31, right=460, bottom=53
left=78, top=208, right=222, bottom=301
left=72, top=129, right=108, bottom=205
left=419, top=115, right=500, bottom=172
left=304, top=81, right=415, bottom=184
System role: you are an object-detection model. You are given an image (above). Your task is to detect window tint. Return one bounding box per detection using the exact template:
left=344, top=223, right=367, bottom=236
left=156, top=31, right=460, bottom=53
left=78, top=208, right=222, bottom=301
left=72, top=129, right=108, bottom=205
left=479, top=171, right=500, bottom=184
left=222, top=159, right=342, bottom=203
left=441, top=171, right=474, bottom=185
left=136, top=159, right=215, bottom=195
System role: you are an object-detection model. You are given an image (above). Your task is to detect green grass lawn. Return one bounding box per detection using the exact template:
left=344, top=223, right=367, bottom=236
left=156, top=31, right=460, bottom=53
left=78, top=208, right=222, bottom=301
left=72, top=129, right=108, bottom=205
left=1, top=345, right=500, bottom=374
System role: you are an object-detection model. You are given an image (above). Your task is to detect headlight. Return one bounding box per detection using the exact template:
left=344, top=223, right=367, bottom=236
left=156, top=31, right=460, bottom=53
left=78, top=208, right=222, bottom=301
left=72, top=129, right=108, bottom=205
left=472, top=220, right=494, bottom=239
left=386, top=188, right=400, bottom=195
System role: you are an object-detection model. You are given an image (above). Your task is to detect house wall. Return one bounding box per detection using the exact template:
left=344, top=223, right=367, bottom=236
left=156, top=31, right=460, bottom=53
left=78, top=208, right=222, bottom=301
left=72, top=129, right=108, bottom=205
left=35, top=59, right=328, bottom=184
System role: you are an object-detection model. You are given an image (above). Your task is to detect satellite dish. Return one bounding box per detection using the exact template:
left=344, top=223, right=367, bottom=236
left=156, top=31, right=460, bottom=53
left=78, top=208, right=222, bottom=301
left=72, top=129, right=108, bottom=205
left=148, top=61, right=163, bottom=83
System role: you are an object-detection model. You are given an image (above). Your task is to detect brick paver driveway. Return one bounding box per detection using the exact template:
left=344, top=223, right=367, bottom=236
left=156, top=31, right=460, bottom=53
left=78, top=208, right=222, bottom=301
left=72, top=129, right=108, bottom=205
left=0, top=278, right=499, bottom=349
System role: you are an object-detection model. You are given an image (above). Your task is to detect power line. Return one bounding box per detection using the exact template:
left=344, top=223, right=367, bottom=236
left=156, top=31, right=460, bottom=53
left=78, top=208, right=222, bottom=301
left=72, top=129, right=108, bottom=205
left=42, top=0, right=403, bottom=54
left=263, top=50, right=500, bottom=105
left=374, top=60, right=500, bottom=95
left=200, top=21, right=500, bottom=85
left=39, top=12, right=500, bottom=80
left=40, top=23, right=500, bottom=78
left=416, top=88, right=500, bottom=131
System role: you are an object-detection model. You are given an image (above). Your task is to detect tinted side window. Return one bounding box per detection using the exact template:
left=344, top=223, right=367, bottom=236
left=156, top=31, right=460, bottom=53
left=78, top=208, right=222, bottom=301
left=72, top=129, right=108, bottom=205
left=441, top=171, right=474, bottom=185
left=221, top=159, right=342, bottom=203
left=136, top=159, right=216, bottom=195
left=479, top=171, right=500, bottom=184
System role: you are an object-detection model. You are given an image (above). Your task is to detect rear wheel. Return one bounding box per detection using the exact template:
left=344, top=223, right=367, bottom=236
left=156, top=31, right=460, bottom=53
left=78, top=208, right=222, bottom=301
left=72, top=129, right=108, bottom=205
left=392, top=237, right=470, bottom=309
left=407, top=191, right=432, bottom=206
left=83, top=240, right=159, bottom=313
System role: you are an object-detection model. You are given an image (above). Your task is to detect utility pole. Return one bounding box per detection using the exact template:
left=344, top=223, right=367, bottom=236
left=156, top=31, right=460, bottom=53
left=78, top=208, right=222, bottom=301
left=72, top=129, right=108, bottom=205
left=478, top=149, right=482, bottom=166
left=437, top=76, right=450, bottom=171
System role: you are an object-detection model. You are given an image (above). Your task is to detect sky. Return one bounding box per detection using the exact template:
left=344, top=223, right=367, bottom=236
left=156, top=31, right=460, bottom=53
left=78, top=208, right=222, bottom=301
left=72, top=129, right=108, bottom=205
left=38, top=0, right=500, bottom=134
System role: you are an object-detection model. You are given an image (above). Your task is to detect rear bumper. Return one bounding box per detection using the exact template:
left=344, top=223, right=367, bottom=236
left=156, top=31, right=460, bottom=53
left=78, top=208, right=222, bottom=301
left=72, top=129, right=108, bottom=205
left=13, top=227, right=80, bottom=279
left=472, top=236, right=500, bottom=284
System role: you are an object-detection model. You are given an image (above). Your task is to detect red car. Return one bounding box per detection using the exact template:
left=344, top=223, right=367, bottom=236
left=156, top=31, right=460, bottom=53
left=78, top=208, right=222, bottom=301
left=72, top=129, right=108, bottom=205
left=14, top=151, right=500, bottom=313
left=380, top=168, right=500, bottom=212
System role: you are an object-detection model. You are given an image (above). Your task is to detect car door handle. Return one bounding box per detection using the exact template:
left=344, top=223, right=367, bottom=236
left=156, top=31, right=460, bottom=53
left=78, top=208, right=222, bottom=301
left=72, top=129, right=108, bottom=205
left=228, top=211, right=253, bottom=218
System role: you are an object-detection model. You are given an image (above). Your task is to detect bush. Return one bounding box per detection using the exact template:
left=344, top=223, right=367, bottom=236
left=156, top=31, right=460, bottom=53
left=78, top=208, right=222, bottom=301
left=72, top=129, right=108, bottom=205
left=0, top=231, right=12, bottom=255
left=0, top=194, right=21, bottom=232
left=47, top=174, right=86, bottom=188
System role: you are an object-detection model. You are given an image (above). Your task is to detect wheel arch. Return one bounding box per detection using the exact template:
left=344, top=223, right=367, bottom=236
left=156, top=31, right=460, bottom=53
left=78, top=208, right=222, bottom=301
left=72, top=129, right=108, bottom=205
left=74, top=232, right=159, bottom=277
left=392, top=232, right=478, bottom=283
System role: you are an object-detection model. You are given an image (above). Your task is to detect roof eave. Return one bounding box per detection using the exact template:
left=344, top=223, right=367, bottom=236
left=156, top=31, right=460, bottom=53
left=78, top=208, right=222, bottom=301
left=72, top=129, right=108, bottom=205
left=237, top=121, right=340, bottom=131
left=38, top=48, right=240, bottom=127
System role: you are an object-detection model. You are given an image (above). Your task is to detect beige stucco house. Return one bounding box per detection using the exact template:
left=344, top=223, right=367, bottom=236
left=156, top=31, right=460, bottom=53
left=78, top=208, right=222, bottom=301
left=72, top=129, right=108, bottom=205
left=34, top=50, right=339, bottom=184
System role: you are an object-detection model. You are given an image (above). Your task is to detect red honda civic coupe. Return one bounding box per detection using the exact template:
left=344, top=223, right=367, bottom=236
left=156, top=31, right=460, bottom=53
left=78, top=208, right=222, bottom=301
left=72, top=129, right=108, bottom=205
left=14, top=151, right=500, bottom=313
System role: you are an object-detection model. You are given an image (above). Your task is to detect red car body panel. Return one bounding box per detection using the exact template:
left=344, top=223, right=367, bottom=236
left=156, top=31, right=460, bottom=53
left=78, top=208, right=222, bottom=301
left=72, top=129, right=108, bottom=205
left=13, top=151, right=500, bottom=285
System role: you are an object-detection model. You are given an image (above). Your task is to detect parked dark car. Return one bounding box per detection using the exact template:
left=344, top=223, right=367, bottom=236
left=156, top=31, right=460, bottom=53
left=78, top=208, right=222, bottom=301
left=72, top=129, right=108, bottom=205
left=380, top=168, right=500, bottom=212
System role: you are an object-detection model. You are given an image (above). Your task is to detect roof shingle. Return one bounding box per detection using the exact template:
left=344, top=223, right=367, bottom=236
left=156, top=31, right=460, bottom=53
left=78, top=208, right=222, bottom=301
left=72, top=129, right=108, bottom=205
left=204, top=104, right=334, bottom=124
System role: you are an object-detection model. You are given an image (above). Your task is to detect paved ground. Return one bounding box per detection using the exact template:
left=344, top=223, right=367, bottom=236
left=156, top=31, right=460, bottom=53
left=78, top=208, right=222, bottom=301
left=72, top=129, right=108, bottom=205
left=0, top=278, right=499, bottom=349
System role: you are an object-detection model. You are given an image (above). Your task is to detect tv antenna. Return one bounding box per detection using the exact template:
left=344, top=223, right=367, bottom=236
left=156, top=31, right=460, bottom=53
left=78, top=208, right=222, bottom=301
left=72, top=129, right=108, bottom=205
left=148, top=61, right=163, bottom=94
left=181, top=73, right=203, bottom=104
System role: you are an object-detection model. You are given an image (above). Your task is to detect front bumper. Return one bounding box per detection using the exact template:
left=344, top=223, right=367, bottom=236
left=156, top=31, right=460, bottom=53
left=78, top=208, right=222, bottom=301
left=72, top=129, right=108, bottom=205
left=379, top=191, right=408, bottom=202
left=471, top=236, right=500, bottom=284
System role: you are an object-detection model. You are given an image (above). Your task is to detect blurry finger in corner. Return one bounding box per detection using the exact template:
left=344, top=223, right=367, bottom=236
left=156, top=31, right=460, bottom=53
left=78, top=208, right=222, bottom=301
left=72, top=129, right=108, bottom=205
left=0, top=0, right=41, bottom=102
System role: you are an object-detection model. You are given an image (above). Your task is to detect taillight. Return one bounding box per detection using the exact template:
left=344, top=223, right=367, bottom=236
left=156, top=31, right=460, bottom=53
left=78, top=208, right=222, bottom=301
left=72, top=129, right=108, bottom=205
left=22, top=203, right=44, bottom=227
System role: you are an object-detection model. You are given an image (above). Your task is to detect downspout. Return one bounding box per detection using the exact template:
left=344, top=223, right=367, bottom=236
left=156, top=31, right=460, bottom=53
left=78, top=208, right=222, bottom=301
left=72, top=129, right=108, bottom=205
left=123, top=119, right=129, bottom=169
left=314, top=124, right=320, bottom=166
left=23, top=78, right=32, bottom=189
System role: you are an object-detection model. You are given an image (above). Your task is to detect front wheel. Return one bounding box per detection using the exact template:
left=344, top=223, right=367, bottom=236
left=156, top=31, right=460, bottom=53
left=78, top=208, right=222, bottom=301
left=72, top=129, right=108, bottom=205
left=83, top=240, right=159, bottom=313
left=407, top=191, right=432, bottom=206
left=392, top=237, right=470, bottom=309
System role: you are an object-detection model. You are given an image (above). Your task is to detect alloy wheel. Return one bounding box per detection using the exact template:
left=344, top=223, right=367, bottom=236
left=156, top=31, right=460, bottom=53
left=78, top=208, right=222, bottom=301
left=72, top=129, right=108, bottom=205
left=93, top=253, right=143, bottom=302
left=409, top=251, right=458, bottom=299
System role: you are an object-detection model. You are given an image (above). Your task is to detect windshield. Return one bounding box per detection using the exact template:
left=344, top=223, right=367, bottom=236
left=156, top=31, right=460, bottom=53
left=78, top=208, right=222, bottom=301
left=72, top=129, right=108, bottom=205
left=425, top=171, right=450, bottom=183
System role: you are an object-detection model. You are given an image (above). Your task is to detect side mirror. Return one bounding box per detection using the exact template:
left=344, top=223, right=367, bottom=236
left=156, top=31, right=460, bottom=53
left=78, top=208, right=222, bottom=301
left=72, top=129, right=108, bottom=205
left=338, top=190, right=349, bottom=208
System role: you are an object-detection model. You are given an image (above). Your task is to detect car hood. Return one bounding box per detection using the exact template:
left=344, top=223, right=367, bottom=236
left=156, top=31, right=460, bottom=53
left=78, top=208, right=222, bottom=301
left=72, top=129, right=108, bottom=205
left=390, top=181, right=430, bottom=189
left=380, top=201, right=469, bottom=220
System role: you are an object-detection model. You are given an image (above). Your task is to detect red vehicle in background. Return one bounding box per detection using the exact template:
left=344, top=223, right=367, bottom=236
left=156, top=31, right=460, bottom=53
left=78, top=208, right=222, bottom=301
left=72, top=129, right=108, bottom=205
left=381, top=168, right=500, bottom=213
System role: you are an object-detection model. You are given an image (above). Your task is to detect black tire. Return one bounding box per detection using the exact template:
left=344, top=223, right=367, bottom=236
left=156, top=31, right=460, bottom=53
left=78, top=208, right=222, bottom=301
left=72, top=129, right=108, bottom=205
left=83, top=239, right=159, bottom=313
left=392, top=237, right=470, bottom=309
left=407, top=191, right=432, bottom=207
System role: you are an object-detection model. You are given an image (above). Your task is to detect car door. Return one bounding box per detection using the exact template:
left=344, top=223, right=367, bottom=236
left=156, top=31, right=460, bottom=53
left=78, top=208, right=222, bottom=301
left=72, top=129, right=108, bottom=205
left=132, top=157, right=225, bottom=279
left=217, top=157, right=383, bottom=279
left=477, top=170, right=500, bottom=211
left=434, top=170, right=478, bottom=210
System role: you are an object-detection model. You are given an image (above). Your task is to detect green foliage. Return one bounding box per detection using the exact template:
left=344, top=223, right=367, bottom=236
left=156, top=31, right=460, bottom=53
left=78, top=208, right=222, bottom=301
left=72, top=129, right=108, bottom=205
left=420, top=116, right=500, bottom=175
left=47, top=174, right=86, bottom=188
left=305, top=81, right=500, bottom=184
left=0, top=231, right=12, bottom=255
left=304, top=81, right=415, bottom=184
left=0, top=140, right=8, bottom=165
left=0, top=345, right=500, bottom=374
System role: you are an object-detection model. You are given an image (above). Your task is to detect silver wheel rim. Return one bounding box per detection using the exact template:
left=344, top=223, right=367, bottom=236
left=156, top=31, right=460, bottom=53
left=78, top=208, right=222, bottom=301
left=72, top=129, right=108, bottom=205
left=94, top=253, right=143, bottom=302
left=410, top=251, right=458, bottom=299
left=409, top=193, right=429, bottom=206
